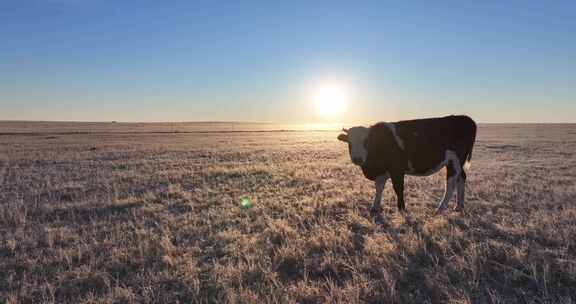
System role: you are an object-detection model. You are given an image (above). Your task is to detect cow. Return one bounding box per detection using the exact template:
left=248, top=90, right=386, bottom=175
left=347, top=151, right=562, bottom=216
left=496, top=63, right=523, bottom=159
left=337, top=115, right=477, bottom=214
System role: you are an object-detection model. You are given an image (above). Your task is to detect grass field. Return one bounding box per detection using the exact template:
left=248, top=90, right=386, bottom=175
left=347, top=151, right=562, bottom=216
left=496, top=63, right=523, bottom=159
left=1, top=122, right=575, bottom=303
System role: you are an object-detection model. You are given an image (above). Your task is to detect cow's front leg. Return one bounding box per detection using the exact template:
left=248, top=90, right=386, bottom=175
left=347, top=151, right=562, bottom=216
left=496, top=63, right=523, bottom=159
left=391, top=173, right=406, bottom=211
left=370, top=174, right=389, bottom=215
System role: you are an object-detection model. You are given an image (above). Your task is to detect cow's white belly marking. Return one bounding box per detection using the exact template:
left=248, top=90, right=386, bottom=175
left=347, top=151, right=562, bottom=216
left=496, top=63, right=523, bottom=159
left=406, top=150, right=460, bottom=176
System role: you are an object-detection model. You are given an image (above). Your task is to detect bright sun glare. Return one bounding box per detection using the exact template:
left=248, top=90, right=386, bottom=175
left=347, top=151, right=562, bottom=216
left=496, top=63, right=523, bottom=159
left=313, top=85, right=348, bottom=119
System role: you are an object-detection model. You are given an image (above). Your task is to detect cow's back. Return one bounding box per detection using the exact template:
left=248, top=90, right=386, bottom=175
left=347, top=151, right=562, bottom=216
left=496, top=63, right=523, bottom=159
left=396, top=115, right=476, bottom=174
left=361, top=115, right=477, bottom=179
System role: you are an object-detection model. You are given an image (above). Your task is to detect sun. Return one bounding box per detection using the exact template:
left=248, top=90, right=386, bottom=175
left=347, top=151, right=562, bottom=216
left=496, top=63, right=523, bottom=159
left=313, top=85, right=348, bottom=119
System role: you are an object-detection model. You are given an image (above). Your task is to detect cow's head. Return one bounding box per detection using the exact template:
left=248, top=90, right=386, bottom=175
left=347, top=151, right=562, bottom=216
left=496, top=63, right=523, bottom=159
left=338, top=126, right=369, bottom=166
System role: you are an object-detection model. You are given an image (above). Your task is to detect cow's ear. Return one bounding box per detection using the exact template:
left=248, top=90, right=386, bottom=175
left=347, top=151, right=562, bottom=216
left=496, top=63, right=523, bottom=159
left=337, top=133, right=348, bottom=142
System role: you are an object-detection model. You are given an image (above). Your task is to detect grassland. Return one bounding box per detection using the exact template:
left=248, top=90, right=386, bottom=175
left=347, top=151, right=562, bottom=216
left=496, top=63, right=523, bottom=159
left=1, top=122, right=575, bottom=303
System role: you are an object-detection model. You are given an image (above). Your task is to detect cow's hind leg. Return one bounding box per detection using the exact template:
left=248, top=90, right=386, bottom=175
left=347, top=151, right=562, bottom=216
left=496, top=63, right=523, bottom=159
left=435, top=153, right=461, bottom=214
left=455, top=146, right=472, bottom=212
left=456, top=170, right=466, bottom=211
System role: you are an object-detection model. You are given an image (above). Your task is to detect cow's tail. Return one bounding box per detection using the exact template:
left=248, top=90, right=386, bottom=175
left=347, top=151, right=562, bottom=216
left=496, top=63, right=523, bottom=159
left=463, top=119, right=477, bottom=173
left=463, top=149, right=473, bottom=172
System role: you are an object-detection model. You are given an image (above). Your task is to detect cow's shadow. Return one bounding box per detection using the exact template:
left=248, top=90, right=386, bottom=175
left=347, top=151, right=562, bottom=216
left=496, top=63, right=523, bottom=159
left=366, top=206, right=575, bottom=303
left=367, top=211, right=452, bottom=303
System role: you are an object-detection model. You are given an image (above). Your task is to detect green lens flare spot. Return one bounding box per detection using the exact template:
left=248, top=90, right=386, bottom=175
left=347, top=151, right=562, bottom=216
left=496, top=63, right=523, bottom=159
left=239, top=197, right=252, bottom=209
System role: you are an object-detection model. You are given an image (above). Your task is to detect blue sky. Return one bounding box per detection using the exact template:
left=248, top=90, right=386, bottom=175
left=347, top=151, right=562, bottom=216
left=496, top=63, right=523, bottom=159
left=1, top=0, right=575, bottom=123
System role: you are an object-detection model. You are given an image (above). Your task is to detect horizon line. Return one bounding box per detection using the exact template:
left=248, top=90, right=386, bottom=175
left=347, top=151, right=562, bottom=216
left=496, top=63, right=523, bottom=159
left=1, top=119, right=575, bottom=125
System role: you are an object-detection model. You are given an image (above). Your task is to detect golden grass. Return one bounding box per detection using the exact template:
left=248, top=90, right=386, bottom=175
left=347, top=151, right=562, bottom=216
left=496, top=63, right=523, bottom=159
left=1, top=122, right=575, bottom=303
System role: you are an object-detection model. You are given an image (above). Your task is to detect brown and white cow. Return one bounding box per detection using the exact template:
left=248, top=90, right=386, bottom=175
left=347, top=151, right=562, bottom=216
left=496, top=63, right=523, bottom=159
left=338, top=115, right=477, bottom=214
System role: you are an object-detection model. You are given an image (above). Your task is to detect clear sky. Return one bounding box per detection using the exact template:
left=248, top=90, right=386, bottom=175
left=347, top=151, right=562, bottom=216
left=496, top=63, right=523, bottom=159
left=1, top=1, right=575, bottom=123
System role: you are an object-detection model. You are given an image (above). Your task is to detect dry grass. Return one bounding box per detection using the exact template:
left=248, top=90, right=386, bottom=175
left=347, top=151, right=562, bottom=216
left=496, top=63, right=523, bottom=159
left=1, top=122, right=575, bottom=303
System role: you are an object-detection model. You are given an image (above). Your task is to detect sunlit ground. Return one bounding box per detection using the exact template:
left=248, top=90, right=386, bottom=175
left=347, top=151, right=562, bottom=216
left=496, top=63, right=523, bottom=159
left=1, top=122, right=575, bottom=303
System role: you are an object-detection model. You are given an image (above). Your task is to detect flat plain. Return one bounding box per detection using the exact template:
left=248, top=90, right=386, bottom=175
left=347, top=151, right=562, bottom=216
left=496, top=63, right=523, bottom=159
left=1, top=122, right=575, bottom=303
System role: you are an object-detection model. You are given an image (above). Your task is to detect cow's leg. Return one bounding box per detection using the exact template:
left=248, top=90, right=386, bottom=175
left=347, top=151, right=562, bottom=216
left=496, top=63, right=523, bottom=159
left=436, top=161, right=460, bottom=214
left=370, top=174, right=389, bottom=215
left=391, top=173, right=405, bottom=212
left=455, top=147, right=471, bottom=212
left=456, top=170, right=466, bottom=211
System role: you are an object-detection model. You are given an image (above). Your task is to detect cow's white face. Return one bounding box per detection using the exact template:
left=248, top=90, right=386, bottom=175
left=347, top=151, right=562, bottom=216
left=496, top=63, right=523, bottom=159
left=337, top=126, right=369, bottom=166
